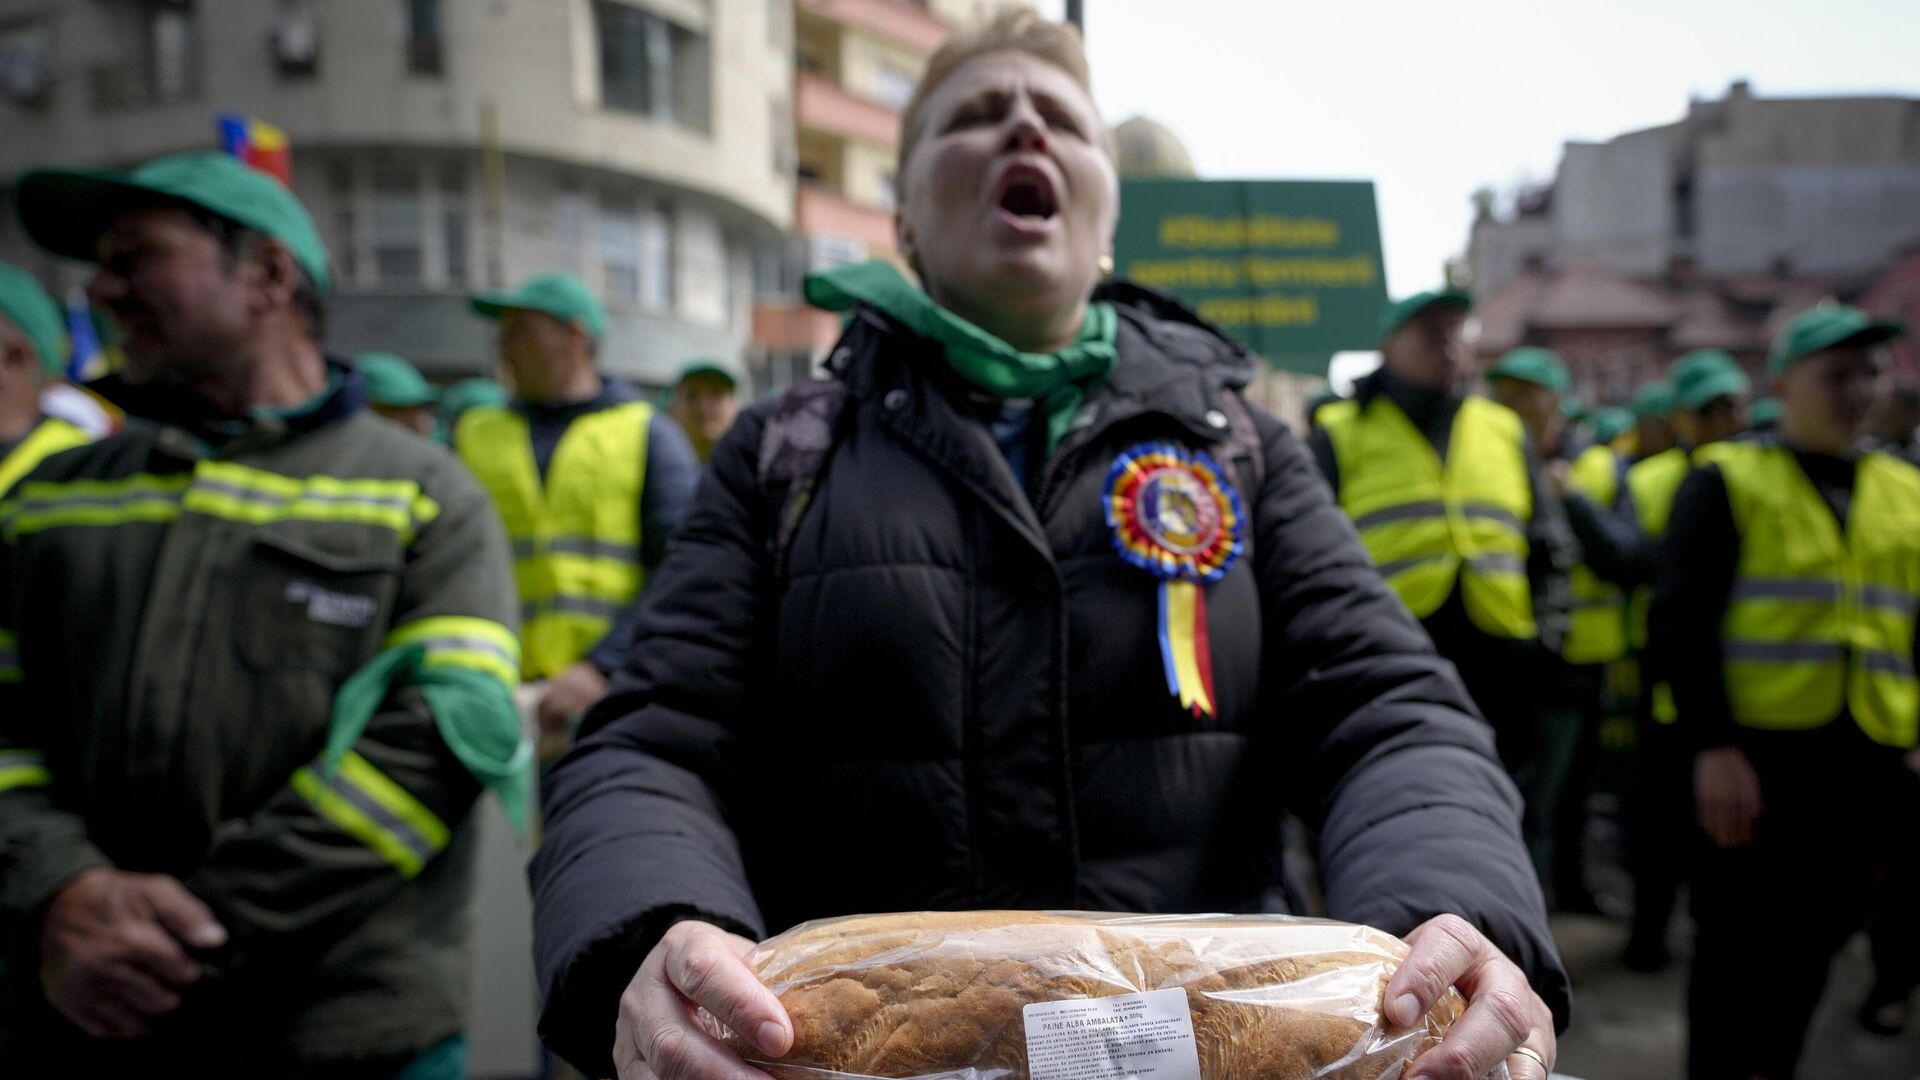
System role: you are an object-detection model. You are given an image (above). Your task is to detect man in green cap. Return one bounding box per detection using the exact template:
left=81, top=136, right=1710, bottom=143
left=668, top=358, right=742, bottom=464
left=1611, top=348, right=1752, bottom=970
left=0, top=151, right=524, bottom=1075
left=1487, top=347, right=1633, bottom=910
left=1651, top=304, right=1920, bottom=1078
left=459, top=272, right=698, bottom=746
left=0, top=263, right=93, bottom=494
left=1313, top=292, right=1574, bottom=793
left=1628, top=380, right=1677, bottom=461
left=354, top=351, right=439, bottom=438
left=1486, top=347, right=1570, bottom=459
left=436, top=376, right=508, bottom=446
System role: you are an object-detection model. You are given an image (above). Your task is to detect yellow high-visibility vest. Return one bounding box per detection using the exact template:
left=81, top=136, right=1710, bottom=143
left=1564, top=443, right=1628, bottom=665
left=1322, top=394, right=1535, bottom=639
left=1715, top=442, right=1920, bottom=749
left=1626, top=443, right=1739, bottom=721
left=0, top=416, right=92, bottom=496
left=456, top=402, right=650, bottom=679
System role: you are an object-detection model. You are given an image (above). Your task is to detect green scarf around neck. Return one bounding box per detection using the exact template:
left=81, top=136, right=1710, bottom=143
left=804, top=260, right=1117, bottom=452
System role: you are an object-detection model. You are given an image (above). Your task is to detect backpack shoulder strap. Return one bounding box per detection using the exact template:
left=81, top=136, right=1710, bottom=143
left=1210, top=387, right=1265, bottom=562
left=1211, top=387, right=1265, bottom=497
left=755, top=378, right=852, bottom=577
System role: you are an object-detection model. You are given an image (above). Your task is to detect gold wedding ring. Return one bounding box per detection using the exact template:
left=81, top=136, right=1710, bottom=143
left=1510, top=1045, right=1548, bottom=1070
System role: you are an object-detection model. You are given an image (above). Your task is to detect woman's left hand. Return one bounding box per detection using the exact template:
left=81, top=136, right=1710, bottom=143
left=1385, top=914, right=1556, bottom=1080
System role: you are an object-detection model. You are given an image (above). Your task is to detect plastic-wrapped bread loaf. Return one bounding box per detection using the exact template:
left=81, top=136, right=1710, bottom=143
left=719, top=911, right=1469, bottom=1080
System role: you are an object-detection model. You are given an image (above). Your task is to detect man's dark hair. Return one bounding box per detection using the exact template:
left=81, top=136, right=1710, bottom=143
left=178, top=202, right=328, bottom=341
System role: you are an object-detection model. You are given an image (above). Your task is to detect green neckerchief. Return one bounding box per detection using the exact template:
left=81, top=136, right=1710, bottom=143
left=804, top=260, right=1117, bottom=453
left=326, top=645, right=533, bottom=836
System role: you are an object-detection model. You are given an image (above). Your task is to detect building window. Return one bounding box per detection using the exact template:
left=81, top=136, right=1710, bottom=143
left=372, top=167, right=424, bottom=284
left=405, top=0, right=442, bottom=76
left=873, top=63, right=917, bottom=111
left=599, top=193, right=641, bottom=302
left=639, top=202, right=673, bottom=311
left=594, top=0, right=710, bottom=132
left=91, top=1, right=201, bottom=111
left=878, top=172, right=897, bottom=212
left=555, top=187, right=587, bottom=274
left=0, top=19, right=55, bottom=108
left=440, top=165, right=468, bottom=285
left=772, top=99, right=796, bottom=177
left=327, top=161, right=359, bottom=283
left=270, top=2, right=320, bottom=78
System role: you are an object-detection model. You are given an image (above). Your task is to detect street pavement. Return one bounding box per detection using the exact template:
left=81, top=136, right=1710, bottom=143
left=1551, top=912, right=1920, bottom=1079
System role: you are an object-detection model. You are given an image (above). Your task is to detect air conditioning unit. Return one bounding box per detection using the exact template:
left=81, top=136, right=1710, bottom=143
left=271, top=14, right=320, bottom=76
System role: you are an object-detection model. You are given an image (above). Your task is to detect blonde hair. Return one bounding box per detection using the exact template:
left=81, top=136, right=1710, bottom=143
left=897, top=7, right=1103, bottom=179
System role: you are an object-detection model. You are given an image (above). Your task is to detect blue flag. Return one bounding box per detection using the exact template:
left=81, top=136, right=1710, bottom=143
left=65, top=289, right=104, bottom=382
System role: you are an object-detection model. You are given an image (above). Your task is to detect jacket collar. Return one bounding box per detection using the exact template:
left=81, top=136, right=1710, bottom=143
left=827, top=283, right=1258, bottom=563
left=92, top=357, right=365, bottom=459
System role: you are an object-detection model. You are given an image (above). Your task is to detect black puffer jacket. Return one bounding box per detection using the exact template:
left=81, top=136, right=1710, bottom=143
left=531, top=286, right=1568, bottom=1074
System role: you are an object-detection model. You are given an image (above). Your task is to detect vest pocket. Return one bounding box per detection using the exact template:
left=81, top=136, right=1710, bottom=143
left=237, top=529, right=402, bottom=673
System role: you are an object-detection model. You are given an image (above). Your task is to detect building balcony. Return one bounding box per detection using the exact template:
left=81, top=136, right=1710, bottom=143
left=797, top=70, right=901, bottom=149
left=798, top=0, right=947, bottom=56
left=797, top=182, right=897, bottom=256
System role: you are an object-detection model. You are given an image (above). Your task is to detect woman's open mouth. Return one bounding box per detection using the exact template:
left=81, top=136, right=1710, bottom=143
left=993, top=164, right=1061, bottom=235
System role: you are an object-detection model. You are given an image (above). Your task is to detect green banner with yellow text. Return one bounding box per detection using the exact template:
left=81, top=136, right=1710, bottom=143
left=1115, top=180, right=1388, bottom=375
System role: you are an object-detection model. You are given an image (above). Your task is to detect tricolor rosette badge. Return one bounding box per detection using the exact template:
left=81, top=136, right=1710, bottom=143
left=1102, top=442, right=1245, bottom=718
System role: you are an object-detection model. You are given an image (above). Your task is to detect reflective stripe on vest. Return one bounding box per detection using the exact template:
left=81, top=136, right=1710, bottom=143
left=0, top=416, right=93, bottom=496
left=1717, top=443, right=1920, bottom=749
left=1565, top=442, right=1627, bottom=664
left=456, top=402, right=650, bottom=679
left=1322, top=395, right=1535, bottom=639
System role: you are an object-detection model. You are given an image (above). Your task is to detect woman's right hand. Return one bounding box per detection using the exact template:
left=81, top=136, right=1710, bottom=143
left=614, top=921, right=793, bottom=1079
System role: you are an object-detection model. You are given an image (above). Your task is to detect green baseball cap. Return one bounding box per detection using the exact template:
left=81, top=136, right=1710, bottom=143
left=1749, top=396, right=1783, bottom=428
left=1766, top=304, right=1905, bottom=376
left=1591, top=406, right=1635, bottom=444
left=1560, top=394, right=1586, bottom=421
left=1378, top=288, right=1472, bottom=343
left=470, top=273, right=607, bottom=342
left=1670, top=349, right=1750, bottom=411
left=1630, top=380, right=1675, bottom=421
left=0, top=262, right=67, bottom=377
left=439, top=377, right=509, bottom=418
left=675, top=359, right=738, bottom=389
left=1487, top=346, right=1570, bottom=394
left=354, top=351, right=439, bottom=409
left=14, top=152, right=332, bottom=293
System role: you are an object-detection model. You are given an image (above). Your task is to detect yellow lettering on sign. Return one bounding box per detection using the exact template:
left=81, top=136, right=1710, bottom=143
left=1126, top=257, right=1243, bottom=289
left=1196, top=294, right=1320, bottom=328
left=1157, top=214, right=1343, bottom=249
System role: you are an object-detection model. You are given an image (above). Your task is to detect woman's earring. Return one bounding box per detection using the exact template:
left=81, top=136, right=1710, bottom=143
left=1099, top=253, right=1115, bottom=278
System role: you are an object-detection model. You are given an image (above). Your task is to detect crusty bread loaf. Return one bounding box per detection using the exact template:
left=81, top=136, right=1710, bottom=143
left=724, top=911, right=1466, bottom=1079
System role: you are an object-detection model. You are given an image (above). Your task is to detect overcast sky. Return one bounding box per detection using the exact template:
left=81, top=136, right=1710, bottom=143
left=1032, top=0, right=1920, bottom=299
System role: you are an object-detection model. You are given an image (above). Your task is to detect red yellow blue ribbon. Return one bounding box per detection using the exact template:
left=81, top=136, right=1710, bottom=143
left=1158, top=579, right=1217, bottom=717
left=1104, top=442, right=1244, bottom=719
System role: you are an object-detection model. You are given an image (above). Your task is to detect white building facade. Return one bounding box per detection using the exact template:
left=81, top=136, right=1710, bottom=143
left=0, top=0, right=795, bottom=385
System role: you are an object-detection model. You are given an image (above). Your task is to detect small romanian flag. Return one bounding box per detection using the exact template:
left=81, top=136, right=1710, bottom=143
left=64, top=288, right=107, bottom=382
left=217, top=112, right=293, bottom=186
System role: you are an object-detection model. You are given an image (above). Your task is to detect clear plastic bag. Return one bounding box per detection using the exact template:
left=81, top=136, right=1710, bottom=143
left=714, top=911, right=1481, bottom=1080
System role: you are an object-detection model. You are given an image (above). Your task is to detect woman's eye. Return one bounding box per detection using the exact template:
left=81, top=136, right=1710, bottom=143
left=1044, top=110, right=1082, bottom=136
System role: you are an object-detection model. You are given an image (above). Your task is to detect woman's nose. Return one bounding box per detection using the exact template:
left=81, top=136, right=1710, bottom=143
left=1001, top=102, right=1048, bottom=155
